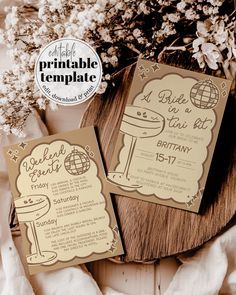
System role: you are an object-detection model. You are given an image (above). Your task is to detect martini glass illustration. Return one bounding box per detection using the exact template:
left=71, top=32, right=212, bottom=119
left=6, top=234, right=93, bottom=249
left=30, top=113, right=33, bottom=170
left=15, top=194, right=57, bottom=265
left=108, top=105, right=165, bottom=188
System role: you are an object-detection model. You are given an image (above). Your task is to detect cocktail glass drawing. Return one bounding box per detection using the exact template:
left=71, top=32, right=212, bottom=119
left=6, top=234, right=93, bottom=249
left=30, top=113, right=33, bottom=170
left=108, top=105, right=165, bottom=188
left=15, top=194, right=57, bottom=265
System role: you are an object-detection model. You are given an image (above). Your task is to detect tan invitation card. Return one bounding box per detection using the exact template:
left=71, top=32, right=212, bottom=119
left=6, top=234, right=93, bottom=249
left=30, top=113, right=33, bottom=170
left=4, top=127, right=123, bottom=274
left=107, top=59, right=232, bottom=212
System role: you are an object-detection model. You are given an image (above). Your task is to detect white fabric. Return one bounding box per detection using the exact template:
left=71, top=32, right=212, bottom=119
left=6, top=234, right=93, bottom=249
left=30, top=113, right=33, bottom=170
left=30, top=267, right=102, bottom=295
left=164, top=223, right=236, bottom=295
left=102, top=287, right=127, bottom=295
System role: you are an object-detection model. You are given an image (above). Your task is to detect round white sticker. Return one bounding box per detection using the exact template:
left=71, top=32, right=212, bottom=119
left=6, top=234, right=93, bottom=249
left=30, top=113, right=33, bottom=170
left=35, top=38, right=102, bottom=105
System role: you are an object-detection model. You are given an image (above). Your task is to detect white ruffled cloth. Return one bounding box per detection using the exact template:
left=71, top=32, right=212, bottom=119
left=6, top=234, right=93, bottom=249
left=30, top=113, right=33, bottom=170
left=164, top=223, right=236, bottom=295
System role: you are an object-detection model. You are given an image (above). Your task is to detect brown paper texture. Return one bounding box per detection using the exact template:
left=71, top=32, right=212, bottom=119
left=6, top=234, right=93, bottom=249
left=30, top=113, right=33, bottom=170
left=107, top=59, right=232, bottom=212
left=4, top=127, right=123, bottom=274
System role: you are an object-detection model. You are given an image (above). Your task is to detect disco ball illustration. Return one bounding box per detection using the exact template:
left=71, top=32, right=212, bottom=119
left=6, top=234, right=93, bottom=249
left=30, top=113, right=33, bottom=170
left=190, top=79, right=219, bottom=109
left=64, top=148, right=90, bottom=175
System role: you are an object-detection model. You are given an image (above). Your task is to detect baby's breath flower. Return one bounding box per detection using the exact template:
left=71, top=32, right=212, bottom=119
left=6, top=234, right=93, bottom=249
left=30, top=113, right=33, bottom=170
left=0, top=115, right=6, bottom=124
left=96, top=81, right=108, bottom=94
left=49, top=101, right=58, bottom=111
left=133, top=28, right=142, bottom=38
left=139, top=2, right=150, bottom=15
left=177, top=1, right=186, bottom=12
left=185, top=8, right=198, bottom=20
left=167, top=13, right=180, bottom=23
left=105, top=74, right=111, bottom=80
left=0, top=0, right=234, bottom=136
left=37, top=98, right=46, bottom=109
left=54, top=24, right=65, bottom=37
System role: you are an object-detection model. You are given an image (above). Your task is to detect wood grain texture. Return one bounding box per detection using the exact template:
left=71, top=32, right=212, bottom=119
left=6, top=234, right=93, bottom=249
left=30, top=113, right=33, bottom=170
left=87, top=258, right=180, bottom=295
left=88, top=260, right=156, bottom=295
left=80, top=63, right=236, bottom=262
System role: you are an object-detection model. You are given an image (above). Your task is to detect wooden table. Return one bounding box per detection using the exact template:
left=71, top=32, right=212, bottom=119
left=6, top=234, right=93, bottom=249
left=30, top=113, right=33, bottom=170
left=88, top=259, right=180, bottom=295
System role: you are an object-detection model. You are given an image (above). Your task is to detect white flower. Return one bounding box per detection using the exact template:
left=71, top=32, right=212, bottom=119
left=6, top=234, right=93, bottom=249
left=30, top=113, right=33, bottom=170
left=11, top=127, right=25, bottom=137
left=37, top=98, right=46, bottom=109
left=100, top=52, right=109, bottom=63
left=5, top=29, right=16, bottom=43
left=223, top=61, right=236, bottom=93
left=105, top=74, right=111, bottom=80
left=38, top=6, right=45, bottom=20
left=213, top=7, right=219, bottom=14
left=193, top=42, right=223, bottom=70
left=74, top=26, right=85, bottom=39
left=107, top=47, right=116, bottom=55
left=0, top=0, right=234, bottom=136
left=99, top=28, right=112, bottom=42
left=21, top=73, right=32, bottom=84
left=0, top=29, right=5, bottom=43
left=202, top=5, right=214, bottom=16
left=196, top=21, right=211, bottom=38
left=110, top=55, right=118, bottom=67
left=167, top=13, right=180, bottom=23
left=94, top=3, right=102, bottom=11
left=52, top=14, right=59, bottom=23
left=213, top=20, right=228, bottom=45
left=108, top=0, right=116, bottom=5
left=139, top=2, right=150, bottom=15
left=96, top=13, right=105, bottom=23
left=226, top=30, right=236, bottom=60
left=0, top=115, right=5, bottom=124
left=161, top=22, right=176, bottom=36
left=83, top=20, right=92, bottom=28
left=96, top=81, right=108, bottom=94
left=39, top=24, right=48, bottom=34
left=122, top=9, right=133, bottom=21
left=185, top=9, right=198, bottom=20
left=176, top=1, right=186, bottom=12
left=54, top=24, right=65, bottom=37
left=49, top=101, right=58, bottom=111
left=137, top=37, right=146, bottom=44
left=90, top=22, right=96, bottom=31
left=193, top=37, right=204, bottom=52
left=207, top=0, right=223, bottom=6
left=69, top=8, right=78, bottom=23
left=78, top=11, right=86, bottom=23
left=6, top=106, right=15, bottom=115
left=87, top=7, right=97, bottom=19
left=29, top=52, right=39, bottom=67
left=115, top=2, right=126, bottom=10
left=2, top=124, right=10, bottom=134
left=97, top=0, right=108, bottom=8
left=133, top=28, right=142, bottom=38
left=8, top=92, right=17, bottom=101
left=48, top=0, right=63, bottom=12
left=5, top=6, right=19, bottom=29
left=20, top=52, right=30, bottom=62
left=0, top=97, right=8, bottom=104
left=197, top=4, right=202, bottom=10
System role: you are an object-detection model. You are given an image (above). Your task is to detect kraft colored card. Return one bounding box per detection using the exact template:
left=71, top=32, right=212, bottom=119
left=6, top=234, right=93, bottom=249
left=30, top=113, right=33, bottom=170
left=4, top=127, right=123, bottom=274
left=107, top=59, right=232, bottom=212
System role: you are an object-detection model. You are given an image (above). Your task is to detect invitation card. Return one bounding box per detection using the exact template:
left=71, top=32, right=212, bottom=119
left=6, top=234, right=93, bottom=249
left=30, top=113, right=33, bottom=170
left=4, top=127, right=123, bottom=274
left=107, top=59, right=232, bottom=212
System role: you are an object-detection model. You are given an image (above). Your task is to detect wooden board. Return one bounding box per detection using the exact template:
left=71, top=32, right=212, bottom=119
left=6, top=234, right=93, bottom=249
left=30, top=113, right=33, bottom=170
left=80, top=63, right=236, bottom=262
left=87, top=258, right=180, bottom=295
